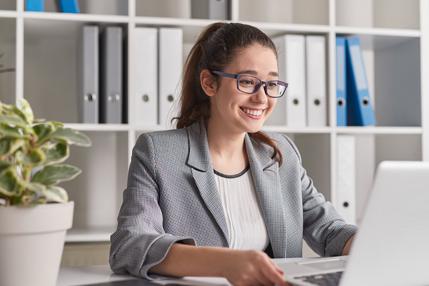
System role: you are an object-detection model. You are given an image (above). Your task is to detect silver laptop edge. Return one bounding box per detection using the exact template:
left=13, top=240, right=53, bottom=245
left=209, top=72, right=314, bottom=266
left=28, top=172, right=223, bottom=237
left=277, top=161, right=429, bottom=286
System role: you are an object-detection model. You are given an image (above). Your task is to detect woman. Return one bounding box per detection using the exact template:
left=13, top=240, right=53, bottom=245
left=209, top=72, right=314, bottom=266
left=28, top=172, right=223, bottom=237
left=110, top=22, right=357, bottom=286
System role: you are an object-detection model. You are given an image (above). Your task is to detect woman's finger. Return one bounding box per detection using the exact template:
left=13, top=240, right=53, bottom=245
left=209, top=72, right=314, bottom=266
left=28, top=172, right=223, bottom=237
left=261, top=261, right=288, bottom=286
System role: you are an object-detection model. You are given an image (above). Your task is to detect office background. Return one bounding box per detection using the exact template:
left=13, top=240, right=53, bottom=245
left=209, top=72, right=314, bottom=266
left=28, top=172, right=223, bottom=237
left=0, top=0, right=427, bottom=266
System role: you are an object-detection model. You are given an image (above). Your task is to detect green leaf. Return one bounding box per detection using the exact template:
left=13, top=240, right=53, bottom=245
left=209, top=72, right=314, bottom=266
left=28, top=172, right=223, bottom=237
left=17, top=99, right=34, bottom=124
left=0, top=167, right=25, bottom=197
left=33, top=122, right=56, bottom=145
left=51, top=121, right=64, bottom=129
left=0, top=124, right=28, bottom=139
left=0, top=102, right=15, bottom=115
left=31, top=164, right=81, bottom=185
left=0, top=114, right=27, bottom=128
left=43, top=141, right=69, bottom=164
left=23, top=148, right=46, bottom=166
left=0, top=138, right=8, bottom=155
left=0, top=161, right=10, bottom=173
left=51, top=128, right=91, bottom=147
left=43, top=185, right=68, bottom=203
left=25, top=182, right=46, bottom=193
left=0, top=138, right=25, bottom=156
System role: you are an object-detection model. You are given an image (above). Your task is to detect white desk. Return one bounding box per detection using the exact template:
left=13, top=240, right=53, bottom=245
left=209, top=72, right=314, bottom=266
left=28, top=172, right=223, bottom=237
left=58, top=265, right=236, bottom=286
left=57, top=258, right=314, bottom=286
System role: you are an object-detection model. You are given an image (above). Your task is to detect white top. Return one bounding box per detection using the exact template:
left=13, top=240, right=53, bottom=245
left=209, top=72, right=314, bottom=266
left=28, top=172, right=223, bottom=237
left=214, top=167, right=269, bottom=250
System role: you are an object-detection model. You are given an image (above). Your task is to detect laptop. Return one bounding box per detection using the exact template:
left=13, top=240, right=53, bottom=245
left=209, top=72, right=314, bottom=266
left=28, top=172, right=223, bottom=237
left=277, top=161, right=429, bottom=286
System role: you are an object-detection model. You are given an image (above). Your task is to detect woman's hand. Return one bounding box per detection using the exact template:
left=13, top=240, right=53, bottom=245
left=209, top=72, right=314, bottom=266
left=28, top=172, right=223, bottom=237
left=222, top=250, right=289, bottom=286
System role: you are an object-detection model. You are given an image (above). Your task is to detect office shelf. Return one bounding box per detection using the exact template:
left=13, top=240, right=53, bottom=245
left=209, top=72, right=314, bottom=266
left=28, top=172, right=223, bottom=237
left=1, top=0, right=428, bottom=251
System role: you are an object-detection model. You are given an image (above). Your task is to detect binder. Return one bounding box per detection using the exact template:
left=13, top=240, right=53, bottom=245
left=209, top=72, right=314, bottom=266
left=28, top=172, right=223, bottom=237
left=336, top=135, right=356, bottom=224
left=57, top=0, right=80, bottom=13
left=345, top=36, right=375, bottom=126
left=158, top=28, right=183, bottom=128
left=305, top=35, right=327, bottom=127
left=191, top=0, right=229, bottom=20
left=78, top=25, right=99, bottom=124
left=26, top=0, right=44, bottom=11
left=336, top=37, right=347, bottom=126
left=272, top=34, right=307, bottom=127
left=134, top=28, right=158, bottom=126
left=100, top=27, right=123, bottom=124
left=80, top=0, right=128, bottom=15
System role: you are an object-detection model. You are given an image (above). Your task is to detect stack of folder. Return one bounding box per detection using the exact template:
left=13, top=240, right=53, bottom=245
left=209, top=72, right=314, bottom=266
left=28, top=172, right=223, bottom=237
left=79, top=25, right=183, bottom=126
left=133, top=27, right=183, bottom=128
left=266, top=34, right=327, bottom=128
left=336, top=36, right=376, bottom=126
left=79, top=25, right=127, bottom=124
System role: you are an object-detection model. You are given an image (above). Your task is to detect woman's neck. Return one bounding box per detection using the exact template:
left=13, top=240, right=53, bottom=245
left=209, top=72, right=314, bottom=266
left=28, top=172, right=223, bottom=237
left=206, top=118, right=248, bottom=174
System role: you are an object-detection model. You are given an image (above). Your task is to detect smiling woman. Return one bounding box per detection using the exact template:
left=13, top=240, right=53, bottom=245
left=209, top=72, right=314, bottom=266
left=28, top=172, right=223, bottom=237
left=110, top=22, right=357, bottom=286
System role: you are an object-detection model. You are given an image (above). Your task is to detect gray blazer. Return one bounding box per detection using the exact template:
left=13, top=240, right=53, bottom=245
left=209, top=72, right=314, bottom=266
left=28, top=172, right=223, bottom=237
left=110, top=120, right=357, bottom=279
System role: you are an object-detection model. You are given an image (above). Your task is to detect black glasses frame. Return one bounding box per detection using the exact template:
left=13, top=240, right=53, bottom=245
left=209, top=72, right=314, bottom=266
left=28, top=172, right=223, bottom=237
left=211, top=70, right=288, bottom=98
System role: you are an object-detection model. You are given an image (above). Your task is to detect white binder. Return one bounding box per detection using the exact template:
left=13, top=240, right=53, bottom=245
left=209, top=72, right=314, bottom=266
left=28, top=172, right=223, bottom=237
left=305, top=35, right=327, bottom=127
left=134, top=28, right=158, bottom=126
left=336, top=135, right=356, bottom=224
left=271, top=35, right=307, bottom=127
left=158, top=28, right=183, bottom=128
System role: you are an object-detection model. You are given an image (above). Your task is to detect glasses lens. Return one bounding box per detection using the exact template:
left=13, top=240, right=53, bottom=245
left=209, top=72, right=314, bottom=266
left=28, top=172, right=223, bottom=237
left=237, top=75, right=259, bottom=94
left=265, top=81, right=283, bottom=97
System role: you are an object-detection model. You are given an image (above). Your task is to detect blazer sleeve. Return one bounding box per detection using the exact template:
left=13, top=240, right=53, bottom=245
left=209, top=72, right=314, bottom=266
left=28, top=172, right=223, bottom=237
left=109, top=133, right=196, bottom=280
left=282, top=135, right=358, bottom=257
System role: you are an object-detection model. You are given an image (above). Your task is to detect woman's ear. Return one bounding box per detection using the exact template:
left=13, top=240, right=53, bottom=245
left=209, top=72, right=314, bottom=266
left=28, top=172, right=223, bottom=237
left=200, top=69, right=218, bottom=97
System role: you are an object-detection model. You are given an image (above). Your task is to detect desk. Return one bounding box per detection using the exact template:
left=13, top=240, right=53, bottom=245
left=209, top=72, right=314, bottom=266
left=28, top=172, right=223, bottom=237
left=57, top=258, right=314, bottom=286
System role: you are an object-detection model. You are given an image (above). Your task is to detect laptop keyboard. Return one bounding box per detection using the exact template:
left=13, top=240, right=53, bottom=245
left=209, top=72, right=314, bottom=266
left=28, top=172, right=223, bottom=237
left=294, top=271, right=343, bottom=286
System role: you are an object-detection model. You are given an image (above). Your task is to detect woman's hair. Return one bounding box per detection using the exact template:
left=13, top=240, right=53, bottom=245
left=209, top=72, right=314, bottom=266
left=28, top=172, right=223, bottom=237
left=175, top=22, right=283, bottom=165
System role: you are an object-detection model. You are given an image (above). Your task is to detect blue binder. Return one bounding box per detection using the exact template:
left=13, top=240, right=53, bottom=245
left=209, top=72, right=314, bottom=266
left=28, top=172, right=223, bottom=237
left=336, top=37, right=347, bottom=126
left=345, top=36, right=375, bottom=126
left=57, top=0, right=80, bottom=13
left=26, top=0, right=44, bottom=11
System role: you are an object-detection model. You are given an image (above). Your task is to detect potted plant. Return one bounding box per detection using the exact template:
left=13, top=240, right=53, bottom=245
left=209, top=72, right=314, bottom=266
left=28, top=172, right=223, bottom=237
left=0, top=99, right=91, bottom=286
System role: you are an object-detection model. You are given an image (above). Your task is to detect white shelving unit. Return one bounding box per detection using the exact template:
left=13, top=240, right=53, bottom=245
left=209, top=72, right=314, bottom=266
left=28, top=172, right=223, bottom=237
left=1, top=0, right=428, bottom=245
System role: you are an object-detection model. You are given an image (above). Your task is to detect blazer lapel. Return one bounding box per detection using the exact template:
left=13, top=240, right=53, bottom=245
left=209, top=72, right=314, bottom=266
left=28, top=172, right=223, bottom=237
left=186, top=121, right=229, bottom=246
left=245, top=134, right=287, bottom=258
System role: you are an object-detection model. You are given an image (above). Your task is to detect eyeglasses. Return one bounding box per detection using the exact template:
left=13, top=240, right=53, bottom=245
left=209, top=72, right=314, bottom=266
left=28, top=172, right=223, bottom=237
left=211, top=70, right=288, bottom=98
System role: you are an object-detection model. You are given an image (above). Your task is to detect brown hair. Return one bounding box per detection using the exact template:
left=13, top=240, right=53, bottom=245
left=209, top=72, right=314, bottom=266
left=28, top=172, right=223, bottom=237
left=175, top=22, right=283, bottom=165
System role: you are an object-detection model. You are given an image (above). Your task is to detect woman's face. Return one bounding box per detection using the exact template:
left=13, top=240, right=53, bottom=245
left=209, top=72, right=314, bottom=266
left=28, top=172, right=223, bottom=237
left=207, top=44, right=279, bottom=134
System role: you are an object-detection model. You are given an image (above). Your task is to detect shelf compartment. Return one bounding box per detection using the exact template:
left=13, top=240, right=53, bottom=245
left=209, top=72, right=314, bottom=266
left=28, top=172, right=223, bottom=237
left=335, top=34, right=421, bottom=127
left=23, top=19, right=128, bottom=124
left=136, top=0, right=217, bottom=20
left=26, top=0, right=128, bottom=16
left=336, top=0, right=419, bottom=30
left=287, top=133, right=331, bottom=201
left=345, top=134, right=422, bottom=224
left=0, top=18, right=16, bottom=105
left=238, top=0, right=329, bottom=25
left=61, top=131, right=129, bottom=241
left=0, top=0, right=15, bottom=11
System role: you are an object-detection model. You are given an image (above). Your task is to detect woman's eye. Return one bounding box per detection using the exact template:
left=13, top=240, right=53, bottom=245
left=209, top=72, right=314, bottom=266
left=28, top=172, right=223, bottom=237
left=267, top=82, right=279, bottom=89
left=240, top=79, right=255, bottom=86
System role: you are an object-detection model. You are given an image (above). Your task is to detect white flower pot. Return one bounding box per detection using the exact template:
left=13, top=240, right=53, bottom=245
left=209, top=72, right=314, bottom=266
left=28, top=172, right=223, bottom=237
left=0, top=201, right=74, bottom=286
